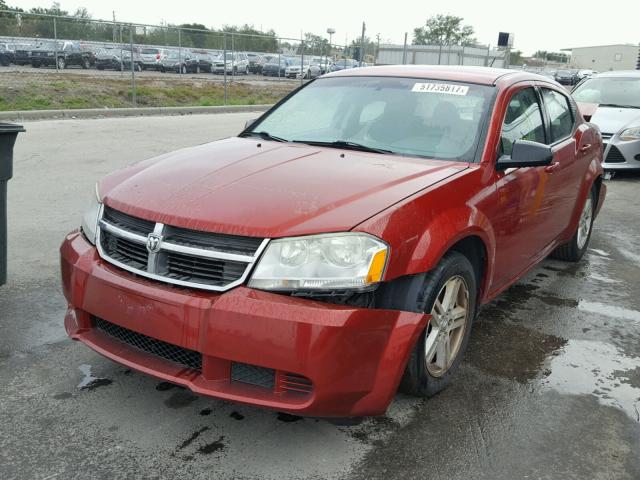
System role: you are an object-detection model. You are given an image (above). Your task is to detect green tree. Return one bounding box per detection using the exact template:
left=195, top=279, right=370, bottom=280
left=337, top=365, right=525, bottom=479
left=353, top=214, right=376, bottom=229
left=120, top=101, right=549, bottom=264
left=413, top=15, right=477, bottom=46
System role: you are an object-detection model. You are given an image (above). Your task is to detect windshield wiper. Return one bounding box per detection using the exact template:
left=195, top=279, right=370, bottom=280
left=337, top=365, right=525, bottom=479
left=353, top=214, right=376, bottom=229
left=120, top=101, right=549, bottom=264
left=598, top=103, right=640, bottom=109
left=239, top=131, right=288, bottom=142
left=292, top=140, right=394, bottom=155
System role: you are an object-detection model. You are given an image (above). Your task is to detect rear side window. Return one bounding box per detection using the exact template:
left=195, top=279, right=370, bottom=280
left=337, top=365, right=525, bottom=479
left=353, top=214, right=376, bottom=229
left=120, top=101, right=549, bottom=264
left=541, top=88, right=574, bottom=142
left=501, top=87, right=546, bottom=156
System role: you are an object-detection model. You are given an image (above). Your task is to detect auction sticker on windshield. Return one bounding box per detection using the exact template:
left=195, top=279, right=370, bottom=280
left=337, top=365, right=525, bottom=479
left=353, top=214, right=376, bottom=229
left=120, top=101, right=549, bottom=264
left=412, top=83, right=469, bottom=95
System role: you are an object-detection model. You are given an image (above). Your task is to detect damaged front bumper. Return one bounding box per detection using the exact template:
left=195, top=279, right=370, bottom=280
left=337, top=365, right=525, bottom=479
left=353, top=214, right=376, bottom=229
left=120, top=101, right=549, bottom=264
left=60, top=231, right=429, bottom=417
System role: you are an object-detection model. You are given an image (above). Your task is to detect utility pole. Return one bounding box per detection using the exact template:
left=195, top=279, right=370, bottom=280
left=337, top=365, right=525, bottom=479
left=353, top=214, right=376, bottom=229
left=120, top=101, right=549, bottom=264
left=112, top=11, right=116, bottom=43
left=375, top=33, right=380, bottom=65
left=359, top=22, right=366, bottom=66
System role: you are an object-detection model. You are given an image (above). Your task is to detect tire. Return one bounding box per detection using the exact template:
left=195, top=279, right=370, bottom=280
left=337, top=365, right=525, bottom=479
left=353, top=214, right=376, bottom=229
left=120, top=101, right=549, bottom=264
left=550, top=187, right=596, bottom=262
left=96, top=66, right=104, bottom=70
left=82, top=58, right=90, bottom=69
left=136, top=63, right=142, bottom=72
left=196, top=65, right=201, bottom=74
left=245, top=66, right=249, bottom=75
left=181, top=64, right=187, bottom=74
left=399, top=252, right=477, bottom=397
left=32, top=62, right=40, bottom=68
left=57, top=57, right=66, bottom=69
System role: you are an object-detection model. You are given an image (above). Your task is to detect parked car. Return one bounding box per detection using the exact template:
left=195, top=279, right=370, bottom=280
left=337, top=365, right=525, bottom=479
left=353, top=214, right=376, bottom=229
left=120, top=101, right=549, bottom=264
left=246, top=52, right=264, bottom=73
left=192, top=52, right=214, bottom=73
left=577, top=69, right=596, bottom=81
left=139, top=47, right=169, bottom=71
left=555, top=69, right=579, bottom=85
left=160, top=51, right=197, bottom=73
left=572, top=70, right=640, bottom=171
left=262, top=56, right=291, bottom=76
left=62, top=66, right=605, bottom=417
left=0, top=44, right=12, bottom=66
left=31, top=41, right=94, bottom=69
left=12, top=43, right=33, bottom=65
left=95, top=47, right=142, bottom=71
left=330, top=58, right=359, bottom=71
left=284, top=58, right=321, bottom=79
left=212, top=52, right=250, bottom=74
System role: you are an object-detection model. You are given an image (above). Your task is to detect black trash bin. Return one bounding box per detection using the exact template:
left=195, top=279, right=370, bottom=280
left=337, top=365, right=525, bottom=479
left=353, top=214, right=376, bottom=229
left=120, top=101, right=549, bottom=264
left=0, top=123, right=25, bottom=286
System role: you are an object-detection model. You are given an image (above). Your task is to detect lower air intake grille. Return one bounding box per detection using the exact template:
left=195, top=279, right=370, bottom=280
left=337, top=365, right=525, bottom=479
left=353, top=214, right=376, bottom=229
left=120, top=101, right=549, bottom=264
left=604, top=146, right=626, bottom=163
left=94, top=317, right=202, bottom=372
left=231, top=362, right=275, bottom=389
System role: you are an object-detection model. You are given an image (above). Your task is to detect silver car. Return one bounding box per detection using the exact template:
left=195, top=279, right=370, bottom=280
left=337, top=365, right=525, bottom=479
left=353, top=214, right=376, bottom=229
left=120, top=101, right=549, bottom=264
left=572, top=71, right=640, bottom=171
left=139, top=47, right=169, bottom=71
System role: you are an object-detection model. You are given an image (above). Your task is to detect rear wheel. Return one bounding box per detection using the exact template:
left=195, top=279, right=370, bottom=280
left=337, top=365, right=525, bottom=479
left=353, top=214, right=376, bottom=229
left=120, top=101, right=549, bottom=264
left=551, top=187, right=596, bottom=262
left=400, top=252, right=477, bottom=397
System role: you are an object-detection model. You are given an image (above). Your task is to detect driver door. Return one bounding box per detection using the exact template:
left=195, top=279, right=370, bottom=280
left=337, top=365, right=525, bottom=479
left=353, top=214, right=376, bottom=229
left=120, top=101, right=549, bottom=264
left=490, top=85, right=558, bottom=288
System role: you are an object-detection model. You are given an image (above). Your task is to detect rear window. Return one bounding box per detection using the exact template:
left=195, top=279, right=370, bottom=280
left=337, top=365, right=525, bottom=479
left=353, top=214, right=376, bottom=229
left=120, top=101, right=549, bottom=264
left=142, top=48, right=159, bottom=55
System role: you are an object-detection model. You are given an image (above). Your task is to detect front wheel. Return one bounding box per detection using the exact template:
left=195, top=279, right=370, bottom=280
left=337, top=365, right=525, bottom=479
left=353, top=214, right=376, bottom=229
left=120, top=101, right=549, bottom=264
left=550, top=187, right=596, bottom=262
left=400, top=252, right=477, bottom=397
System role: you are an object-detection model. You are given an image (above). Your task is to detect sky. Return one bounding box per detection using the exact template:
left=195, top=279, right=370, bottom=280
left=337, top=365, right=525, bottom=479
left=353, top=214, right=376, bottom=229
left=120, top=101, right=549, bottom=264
left=10, top=0, right=640, bottom=55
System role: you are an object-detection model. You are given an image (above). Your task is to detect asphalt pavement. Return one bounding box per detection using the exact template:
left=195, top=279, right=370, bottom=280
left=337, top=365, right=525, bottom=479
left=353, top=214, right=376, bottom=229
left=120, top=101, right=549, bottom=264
left=0, top=114, right=638, bottom=480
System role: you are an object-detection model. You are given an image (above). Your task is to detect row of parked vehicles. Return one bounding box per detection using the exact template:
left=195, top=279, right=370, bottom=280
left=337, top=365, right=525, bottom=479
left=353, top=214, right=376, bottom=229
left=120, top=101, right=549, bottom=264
left=0, top=39, right=361, bottom=78
left=534, top=68, right=597, bottom=85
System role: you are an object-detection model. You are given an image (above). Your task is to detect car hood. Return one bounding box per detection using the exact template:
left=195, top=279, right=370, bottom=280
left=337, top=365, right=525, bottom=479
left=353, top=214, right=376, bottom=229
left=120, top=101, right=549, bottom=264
left=100, top=137, right=466, bottom=238
left=580, top=103, right=640, bottom=135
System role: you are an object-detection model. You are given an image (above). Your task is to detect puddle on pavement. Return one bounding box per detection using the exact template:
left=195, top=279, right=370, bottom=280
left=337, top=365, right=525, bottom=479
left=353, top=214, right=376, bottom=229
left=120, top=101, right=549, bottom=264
left=466, top=317, right=567, bottom=383
left=77, top=364, right=113, bottom=391
left=543, top=340, right=640, bottom=421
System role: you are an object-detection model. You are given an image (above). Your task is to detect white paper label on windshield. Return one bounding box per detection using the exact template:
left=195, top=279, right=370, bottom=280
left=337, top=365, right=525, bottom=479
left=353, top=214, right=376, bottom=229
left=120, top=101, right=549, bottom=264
left=411, top=83, right=469, bottom=95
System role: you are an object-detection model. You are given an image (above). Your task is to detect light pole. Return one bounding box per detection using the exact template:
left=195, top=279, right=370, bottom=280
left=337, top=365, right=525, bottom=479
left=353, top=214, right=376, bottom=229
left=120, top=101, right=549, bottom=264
left=326, top=27, right=335, bottom=72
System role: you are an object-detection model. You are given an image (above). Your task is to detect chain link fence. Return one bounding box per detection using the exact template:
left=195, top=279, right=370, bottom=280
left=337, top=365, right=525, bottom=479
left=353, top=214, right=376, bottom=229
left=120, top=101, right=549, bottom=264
left=0, top=10, right=350, bottom=108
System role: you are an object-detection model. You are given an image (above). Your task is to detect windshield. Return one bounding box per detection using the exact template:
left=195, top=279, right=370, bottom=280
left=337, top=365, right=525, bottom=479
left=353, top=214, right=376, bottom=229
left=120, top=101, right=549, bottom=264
left=248, top=76, right=494, bottom=161
left=572, top=77, right=640, bottom=108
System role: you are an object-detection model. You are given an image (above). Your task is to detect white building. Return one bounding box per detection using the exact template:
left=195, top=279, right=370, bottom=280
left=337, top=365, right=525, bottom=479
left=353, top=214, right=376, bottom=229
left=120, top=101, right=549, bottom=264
left=564, top=44, right=639, bottom=71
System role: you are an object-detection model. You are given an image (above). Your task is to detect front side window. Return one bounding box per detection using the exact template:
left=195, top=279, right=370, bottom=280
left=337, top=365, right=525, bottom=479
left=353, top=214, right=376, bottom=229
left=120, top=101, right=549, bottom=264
left=500, top=87, right=545, bottom=156
left=247, top=76, right=494, bottom=162
left=541, top=89, right=574, bottom=142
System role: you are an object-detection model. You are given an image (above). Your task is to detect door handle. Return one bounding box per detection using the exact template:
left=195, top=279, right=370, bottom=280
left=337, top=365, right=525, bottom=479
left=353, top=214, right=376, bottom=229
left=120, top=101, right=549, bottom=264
left=579, top=144, right=592, bottom=153
left=544, top=161, right=561, bottom=173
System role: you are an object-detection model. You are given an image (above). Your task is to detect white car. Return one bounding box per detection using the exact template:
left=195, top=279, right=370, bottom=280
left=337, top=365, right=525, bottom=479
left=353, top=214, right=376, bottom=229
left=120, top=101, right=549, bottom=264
left=212, top=52, right=250, bottom=75
left=284, top=59, right=321, bottom=79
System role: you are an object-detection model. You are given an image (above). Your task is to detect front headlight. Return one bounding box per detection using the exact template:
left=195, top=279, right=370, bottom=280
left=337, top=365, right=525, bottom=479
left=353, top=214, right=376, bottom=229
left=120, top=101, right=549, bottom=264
left=619, top=126, right=640, bottom=141
left=248, top=233, right=388, bottom=291
left=81, top=184, right=102, bottom=245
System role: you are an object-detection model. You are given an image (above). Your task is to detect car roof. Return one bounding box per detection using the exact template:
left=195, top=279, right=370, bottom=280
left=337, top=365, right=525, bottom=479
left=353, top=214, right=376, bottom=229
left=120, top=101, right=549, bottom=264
left=323, top=65, right=546, bottom=86
left=592, top=70, right=640, bottom=78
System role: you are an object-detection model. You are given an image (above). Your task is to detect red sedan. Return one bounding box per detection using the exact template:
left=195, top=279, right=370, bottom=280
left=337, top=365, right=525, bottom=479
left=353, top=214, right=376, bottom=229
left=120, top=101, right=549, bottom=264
left=61, top=66, right=605, bottom=417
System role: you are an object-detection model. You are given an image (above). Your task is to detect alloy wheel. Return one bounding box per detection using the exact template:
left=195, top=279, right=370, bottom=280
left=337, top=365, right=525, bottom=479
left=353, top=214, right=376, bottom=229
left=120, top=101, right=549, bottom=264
left=425, top=275, right=469, bottom=377
left=576, top=195, right=593, bottom=250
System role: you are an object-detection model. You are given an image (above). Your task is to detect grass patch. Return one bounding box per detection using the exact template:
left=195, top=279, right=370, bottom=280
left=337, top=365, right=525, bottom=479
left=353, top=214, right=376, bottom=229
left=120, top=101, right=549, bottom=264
left=0, top=72, right=292, bottom=111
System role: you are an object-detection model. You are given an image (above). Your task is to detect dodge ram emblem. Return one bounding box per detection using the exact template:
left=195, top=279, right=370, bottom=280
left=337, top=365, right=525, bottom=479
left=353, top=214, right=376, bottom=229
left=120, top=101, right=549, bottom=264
left=146, top=233, right=162, bottom=254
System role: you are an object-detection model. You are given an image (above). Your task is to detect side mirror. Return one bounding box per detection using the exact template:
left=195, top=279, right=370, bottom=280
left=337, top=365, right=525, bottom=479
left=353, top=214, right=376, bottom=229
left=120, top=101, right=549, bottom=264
left=496, top=140, right=553, bottom=170
left=244, top=118, right=258, bottom=129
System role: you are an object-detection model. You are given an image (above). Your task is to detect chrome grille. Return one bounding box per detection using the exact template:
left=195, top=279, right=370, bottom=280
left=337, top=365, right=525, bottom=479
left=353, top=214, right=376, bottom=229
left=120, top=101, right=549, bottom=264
left=97, top=206, right=268, bottom=291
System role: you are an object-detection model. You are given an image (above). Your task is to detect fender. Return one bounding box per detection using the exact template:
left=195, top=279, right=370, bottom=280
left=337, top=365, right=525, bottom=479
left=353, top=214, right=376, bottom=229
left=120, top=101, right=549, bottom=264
left=354, top=167, right=496, bottom=301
